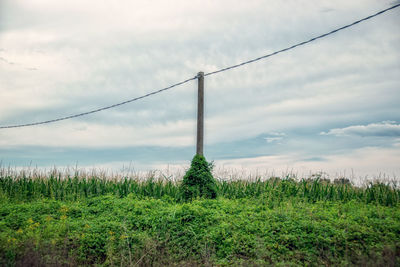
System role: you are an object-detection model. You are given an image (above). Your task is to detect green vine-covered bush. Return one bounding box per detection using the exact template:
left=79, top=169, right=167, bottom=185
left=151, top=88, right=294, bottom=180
left=180, top=154, right=217, bottom=200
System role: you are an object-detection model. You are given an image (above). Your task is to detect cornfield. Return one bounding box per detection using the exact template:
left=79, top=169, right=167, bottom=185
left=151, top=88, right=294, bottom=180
left=1, top=170, right=398, bottom=206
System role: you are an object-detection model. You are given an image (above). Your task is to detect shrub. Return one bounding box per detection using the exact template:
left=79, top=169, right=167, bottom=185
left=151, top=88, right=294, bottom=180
left=180, top=155, right=217, bottom=200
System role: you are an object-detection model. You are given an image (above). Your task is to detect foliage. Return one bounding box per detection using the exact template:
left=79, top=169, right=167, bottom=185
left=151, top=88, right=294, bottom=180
left=1, top=174, right=399, bottom=206
left=1, top=171, right=400, bottom=265
left=180, top=154, right=218, bottom=200
left=0, top=194, right=399, bottom=266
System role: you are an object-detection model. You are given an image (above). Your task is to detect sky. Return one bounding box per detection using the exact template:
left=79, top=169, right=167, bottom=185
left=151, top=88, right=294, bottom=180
left=0, top=0, right=399, bottom=180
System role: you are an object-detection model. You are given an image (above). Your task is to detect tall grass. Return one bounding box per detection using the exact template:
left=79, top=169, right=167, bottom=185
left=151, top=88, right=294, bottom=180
left=0, top=168, right=399, bottom=206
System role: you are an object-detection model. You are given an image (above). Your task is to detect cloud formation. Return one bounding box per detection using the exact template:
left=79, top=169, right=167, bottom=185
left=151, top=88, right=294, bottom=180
left=213, top=146, right=400, bottom=181
left=321, top=121, right=400, bottom=137
left=0, top=0, right=399, bottom=178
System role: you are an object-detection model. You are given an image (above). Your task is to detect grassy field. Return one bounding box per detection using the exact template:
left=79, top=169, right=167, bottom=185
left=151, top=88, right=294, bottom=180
left=1, top=171, right=399, bottom=266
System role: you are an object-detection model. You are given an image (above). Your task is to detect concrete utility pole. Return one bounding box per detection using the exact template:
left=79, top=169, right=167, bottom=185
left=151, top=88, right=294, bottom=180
left=196, top=72, right=204, bottom=156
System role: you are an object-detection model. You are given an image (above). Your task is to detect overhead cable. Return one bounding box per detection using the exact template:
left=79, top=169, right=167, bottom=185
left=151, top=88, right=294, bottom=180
left=0, top=76, right=197, bottom=129
left=1, top=3, right=399, bottom=129
left=205, top=3, right=400, bottom=76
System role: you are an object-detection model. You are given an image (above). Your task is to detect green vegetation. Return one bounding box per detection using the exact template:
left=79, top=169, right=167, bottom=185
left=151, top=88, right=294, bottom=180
left=1, top=172, right=399, bottom=266
left=180, top=155, right=217, bottom=200
left=1, top=173, right=398, bottom=206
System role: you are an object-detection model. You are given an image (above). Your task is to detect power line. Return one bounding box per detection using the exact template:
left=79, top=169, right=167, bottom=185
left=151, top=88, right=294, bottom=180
left=205, top=3, right=400, bottom=76
left=0, top=76, right=197, bottom=129
left=1, top=3, right=399, bottom=129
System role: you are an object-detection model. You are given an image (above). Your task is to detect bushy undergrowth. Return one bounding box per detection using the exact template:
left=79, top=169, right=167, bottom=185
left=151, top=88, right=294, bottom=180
left=180, top=155, right=217, bottom=200
left=1, top=195, right=399, bottom=266
left=1, top=173, right=400, bottom=266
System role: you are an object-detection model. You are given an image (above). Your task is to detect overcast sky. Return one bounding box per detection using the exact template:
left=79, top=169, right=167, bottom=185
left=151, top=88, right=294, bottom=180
left=1, top=0, right=399, bottom=180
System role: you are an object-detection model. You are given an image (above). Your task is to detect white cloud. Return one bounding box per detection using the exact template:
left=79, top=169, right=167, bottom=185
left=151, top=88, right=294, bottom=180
left=264, top=137, right=283, bottom=143
left=213, top=146, right=400, bottom=181
left=321, top=121, right=400, bottom=137
left=0, top=120, right=196, bottom=148
left=264, top=132, right=286, bottom=143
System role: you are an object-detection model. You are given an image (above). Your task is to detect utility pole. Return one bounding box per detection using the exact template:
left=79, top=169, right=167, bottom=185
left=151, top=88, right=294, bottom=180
left=196, top=71, right=204, bottom=156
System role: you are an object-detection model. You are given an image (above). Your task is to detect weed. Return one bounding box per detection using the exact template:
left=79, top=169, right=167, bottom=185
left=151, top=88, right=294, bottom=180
left=180, top=155, right=217, bottom=200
